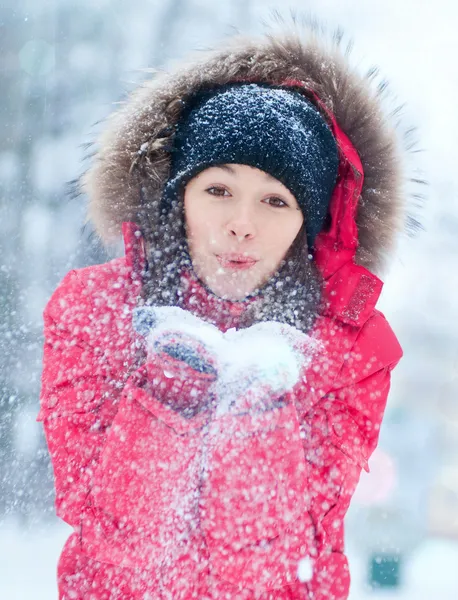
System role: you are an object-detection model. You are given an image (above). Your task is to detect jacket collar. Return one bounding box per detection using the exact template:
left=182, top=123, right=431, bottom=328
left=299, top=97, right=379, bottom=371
left=179, top=269, right=259, bottom=333
left=122, top=221, right=381, bottom=330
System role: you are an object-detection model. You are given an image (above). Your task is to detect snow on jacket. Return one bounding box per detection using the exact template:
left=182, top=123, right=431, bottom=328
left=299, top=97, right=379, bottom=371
left=38, top=22, right=410, bottom=600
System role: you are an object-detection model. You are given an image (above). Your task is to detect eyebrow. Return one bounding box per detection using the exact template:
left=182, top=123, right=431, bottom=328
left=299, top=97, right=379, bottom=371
left=216, top=164, right=277, bottom=182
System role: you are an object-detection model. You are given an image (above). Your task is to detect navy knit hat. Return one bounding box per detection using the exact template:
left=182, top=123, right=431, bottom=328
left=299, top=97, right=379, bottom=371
left=162, top=83, right=339, bottom=249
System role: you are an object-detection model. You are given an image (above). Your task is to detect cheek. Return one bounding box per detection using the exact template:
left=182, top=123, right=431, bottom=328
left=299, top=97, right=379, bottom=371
left=263, top=216, right=303, bottom=262
left=185, top=204, right=218, bottom=255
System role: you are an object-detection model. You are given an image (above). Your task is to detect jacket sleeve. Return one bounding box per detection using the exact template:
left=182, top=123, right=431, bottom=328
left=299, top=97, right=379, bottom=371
left=302, top=311, right=403, bottom=522
left=304, top=366, right=394, bottom=530
left=38, top=272, right=214, bottom=576
left=37, top=270, right=131, bottom=530
left=301, top=364, right=396, bottom=600
left=296, top=313, right=402, bottom=598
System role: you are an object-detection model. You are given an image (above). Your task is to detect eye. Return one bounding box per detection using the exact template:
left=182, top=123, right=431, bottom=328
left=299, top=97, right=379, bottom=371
left=264, top=196, right=288, bottom=208
left=206, top=186, right=230, bottom=197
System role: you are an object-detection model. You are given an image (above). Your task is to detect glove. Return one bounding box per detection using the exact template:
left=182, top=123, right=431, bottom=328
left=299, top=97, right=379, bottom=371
left=133, top=306, right=220, bottom=418
left=133, top=307, right=320, bottom=418
left=216, top=320, right=320, bottom=416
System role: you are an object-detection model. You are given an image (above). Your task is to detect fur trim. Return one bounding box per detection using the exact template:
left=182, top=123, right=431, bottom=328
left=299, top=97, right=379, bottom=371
left=80, top=16, right=424, bottom=275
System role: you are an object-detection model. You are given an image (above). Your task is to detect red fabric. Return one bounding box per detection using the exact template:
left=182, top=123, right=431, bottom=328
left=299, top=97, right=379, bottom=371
left=282, top=78, right=383, bottom=328
left=38, top=254, right=402, bottom=599
left=38, top=101, right=403, bottom=599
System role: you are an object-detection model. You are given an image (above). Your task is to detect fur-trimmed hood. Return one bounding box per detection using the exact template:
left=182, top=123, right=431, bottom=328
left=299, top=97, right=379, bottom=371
left=80, top=20, right=421, bottom=277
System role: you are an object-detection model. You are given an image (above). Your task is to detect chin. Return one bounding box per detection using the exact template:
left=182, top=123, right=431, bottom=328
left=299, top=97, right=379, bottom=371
left=211, top=286, right=252, bottom=302
left=222, top=290, right=252, bottom=301
left=195, top=260, right=274, bottom=301
left=205, top=277, right=259, bottom=302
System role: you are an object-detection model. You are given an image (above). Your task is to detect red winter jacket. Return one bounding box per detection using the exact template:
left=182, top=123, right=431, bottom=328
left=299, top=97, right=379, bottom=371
left=38, top=223, right=401, bottom=599
left=39, top=118, right=404, bottom=599
left=38, top=30, right=406, bottom=600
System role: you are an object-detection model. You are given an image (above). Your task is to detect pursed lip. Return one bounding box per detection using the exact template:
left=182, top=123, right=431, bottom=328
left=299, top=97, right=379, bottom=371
left=216, top=253, right=259, bottom=269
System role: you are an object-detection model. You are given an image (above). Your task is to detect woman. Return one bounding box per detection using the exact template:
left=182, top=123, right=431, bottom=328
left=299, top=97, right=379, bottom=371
left=38, top=22, right=410, bottom=600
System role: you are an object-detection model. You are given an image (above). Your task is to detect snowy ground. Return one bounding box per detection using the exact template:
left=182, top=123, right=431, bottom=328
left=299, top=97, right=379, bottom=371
left=1, top=518, right=458, bottom=599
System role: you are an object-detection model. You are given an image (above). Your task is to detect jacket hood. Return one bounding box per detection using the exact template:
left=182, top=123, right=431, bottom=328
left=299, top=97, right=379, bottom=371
left=80, top=20, right=422, bottom=278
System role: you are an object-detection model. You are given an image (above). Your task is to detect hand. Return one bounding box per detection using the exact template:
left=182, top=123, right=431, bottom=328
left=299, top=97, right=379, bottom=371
left=216, top=321, right=318, bottom=416
left=133, top=307, right=220, bottom=417
left=153, top=331, right=217, bottom=376
left=133, top=308, right=320, bottom=418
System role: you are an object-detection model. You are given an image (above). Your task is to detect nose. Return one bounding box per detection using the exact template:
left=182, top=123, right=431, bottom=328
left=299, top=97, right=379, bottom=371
left=227, top=225, right=254, bottom=241
left=225, top=207, right=256, bottom=242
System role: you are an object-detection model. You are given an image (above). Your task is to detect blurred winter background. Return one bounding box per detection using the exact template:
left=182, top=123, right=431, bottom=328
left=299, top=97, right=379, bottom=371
left=1, top=0, right=457, bottom=598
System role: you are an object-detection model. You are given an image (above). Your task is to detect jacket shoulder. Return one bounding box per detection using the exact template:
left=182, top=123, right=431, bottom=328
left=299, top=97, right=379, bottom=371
left=335, top=309, right=403, bottom=389
left=44, top=257, right=132, bottom=333
left=359, top=309, right=403, bottom=367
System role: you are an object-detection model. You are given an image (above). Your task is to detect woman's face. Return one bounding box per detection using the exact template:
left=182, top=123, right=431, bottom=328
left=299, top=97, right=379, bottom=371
left=184, top=164, right=304, bottom=300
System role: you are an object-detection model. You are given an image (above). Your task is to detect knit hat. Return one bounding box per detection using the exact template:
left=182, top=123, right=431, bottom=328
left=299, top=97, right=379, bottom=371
left=162, top=83, right=339, bottom=249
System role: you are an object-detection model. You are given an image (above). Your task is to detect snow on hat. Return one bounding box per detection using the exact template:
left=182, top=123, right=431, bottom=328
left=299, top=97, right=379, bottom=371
left=162, top=83, right=339, bottom=249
